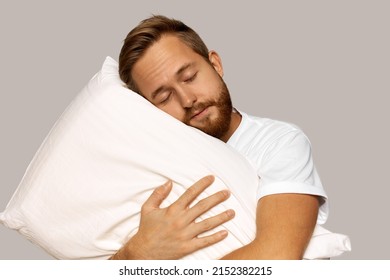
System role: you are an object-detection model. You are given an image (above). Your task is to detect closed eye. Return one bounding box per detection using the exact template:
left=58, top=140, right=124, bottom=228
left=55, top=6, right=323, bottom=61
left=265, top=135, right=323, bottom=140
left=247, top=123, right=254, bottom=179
left=184, top=72, right=198, bottom=83
left=159, top=91, right=172, bottom=105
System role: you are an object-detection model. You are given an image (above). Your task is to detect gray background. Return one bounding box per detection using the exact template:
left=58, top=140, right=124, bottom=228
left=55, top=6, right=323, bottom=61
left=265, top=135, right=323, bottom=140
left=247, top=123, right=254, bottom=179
left=0, top=0, right=389, bottom=259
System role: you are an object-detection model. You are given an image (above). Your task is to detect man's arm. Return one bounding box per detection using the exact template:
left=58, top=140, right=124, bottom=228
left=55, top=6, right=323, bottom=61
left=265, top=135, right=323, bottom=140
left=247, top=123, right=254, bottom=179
left=221, top=193, right=319, bottom=259
left=110, top=175, right=235, bottom=260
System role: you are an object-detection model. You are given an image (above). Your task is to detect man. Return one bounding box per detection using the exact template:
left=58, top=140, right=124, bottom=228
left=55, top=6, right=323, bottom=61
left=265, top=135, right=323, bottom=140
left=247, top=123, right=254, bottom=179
left=110, top=15, right=327, bottom=259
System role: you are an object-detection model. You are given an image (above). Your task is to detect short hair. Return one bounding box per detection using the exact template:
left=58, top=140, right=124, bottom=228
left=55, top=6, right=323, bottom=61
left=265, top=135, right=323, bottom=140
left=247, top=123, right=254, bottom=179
left=119, top=15, right=209, bottom=92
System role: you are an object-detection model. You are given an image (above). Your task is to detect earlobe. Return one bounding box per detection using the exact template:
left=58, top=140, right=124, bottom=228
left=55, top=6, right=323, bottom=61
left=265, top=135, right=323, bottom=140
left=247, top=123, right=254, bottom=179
left=208, top=51, right=224, bottom=77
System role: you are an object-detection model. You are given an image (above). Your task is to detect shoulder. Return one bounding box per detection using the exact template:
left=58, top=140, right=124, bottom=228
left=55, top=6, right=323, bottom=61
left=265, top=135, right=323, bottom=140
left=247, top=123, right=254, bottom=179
left=245, top=113, right=303, bottom=139
left=229, top=111, right=311, bottom=160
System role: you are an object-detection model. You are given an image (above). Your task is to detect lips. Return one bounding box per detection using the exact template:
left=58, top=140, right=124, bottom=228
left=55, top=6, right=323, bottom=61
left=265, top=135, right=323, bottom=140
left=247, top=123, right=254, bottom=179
left=191, top=106, right=209, bottom=120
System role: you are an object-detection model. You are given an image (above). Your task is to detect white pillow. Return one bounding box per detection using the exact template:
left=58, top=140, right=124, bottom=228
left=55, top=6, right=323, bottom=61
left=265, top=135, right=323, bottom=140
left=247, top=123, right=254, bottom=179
left=0, top=57, right=350, bottom=260
left=304, top=225, right=351, bottom=260
left=0, top=57, right=259, bottom=259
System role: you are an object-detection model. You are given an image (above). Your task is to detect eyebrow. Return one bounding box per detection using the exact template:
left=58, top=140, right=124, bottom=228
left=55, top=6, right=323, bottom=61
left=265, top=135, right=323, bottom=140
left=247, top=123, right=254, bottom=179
left=150, top=62, right=195, bottom=100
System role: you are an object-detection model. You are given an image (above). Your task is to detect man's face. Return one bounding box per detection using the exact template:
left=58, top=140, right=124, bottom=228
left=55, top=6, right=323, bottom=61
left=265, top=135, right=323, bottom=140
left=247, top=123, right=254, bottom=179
left=131, top=35, right=233, bottom=139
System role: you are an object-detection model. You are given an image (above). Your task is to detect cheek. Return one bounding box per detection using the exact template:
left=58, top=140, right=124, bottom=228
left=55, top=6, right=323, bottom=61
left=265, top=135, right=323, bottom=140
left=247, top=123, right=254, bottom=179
left=199, top=73, right=223, bottom=98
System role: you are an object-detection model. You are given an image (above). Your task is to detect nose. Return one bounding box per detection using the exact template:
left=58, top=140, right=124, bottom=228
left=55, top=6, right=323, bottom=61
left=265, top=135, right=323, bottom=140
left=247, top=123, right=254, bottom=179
left=176, top=87, right=197, bottom=108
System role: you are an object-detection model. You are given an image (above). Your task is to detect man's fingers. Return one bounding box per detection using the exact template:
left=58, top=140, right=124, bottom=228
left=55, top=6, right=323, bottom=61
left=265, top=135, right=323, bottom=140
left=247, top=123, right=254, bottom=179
left=183, top=210, right=235, bottom=253
left=189, top=230, right=229, bottom=252
left=192, top=209, right=235, bottom=235
left=186, top=189, right=231, bottom=222
left=172, top=175, right=215, bottom=209
left=141, top=181, right=173, bottom=213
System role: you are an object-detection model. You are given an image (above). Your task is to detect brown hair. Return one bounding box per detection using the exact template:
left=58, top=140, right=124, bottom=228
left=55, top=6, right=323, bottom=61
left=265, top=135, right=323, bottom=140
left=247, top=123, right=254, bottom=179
left=119, top=15, right=210, bottom=92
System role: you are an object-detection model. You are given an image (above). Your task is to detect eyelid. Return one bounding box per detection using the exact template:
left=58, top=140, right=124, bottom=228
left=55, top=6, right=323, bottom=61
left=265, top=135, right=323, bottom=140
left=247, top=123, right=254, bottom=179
left=158, top=91, right=172, bottom=104
left=184, top=72, right=198, bottom=82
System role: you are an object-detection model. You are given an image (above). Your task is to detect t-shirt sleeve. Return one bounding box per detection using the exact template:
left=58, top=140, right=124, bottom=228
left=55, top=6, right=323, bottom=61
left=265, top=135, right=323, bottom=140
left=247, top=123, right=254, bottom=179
left=256, top=129, right=329, bottom=224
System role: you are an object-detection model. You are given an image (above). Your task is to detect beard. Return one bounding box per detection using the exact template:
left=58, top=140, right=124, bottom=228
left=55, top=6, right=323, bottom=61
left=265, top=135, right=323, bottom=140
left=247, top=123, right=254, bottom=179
left=183, top=78, right=233, bottom=139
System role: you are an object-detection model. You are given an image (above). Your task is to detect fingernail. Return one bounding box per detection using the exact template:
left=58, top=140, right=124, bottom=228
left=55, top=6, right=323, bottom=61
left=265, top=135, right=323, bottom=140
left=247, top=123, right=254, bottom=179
left=162, top=180, right=172, bottom=189
left=227, top=209, right=235, bottom=218
left=222, top=190, right=231, bottom=197
left=220, top=230, right=228, bottom=237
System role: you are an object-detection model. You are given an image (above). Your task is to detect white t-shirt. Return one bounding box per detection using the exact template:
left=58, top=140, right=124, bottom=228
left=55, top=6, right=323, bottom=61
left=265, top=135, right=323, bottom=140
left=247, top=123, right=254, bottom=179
left=227, top=111, right=329, bottom=224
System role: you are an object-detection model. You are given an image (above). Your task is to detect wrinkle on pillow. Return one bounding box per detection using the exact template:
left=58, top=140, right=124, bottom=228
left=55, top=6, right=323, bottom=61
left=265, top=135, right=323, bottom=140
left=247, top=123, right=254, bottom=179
left=0, top=57, right=350, bottom=260
left=304, top=225, right=351, bottom=260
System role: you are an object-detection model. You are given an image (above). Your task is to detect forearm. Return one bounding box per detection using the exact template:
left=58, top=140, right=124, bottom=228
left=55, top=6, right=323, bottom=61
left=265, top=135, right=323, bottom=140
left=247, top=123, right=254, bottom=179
left=221, top=194, right=318, bottom=260
left=220, top=242, right=261, bottom=260
left=109, top=248, right=136, bottom=260
left=109, top=234, right=149, bottom=260
left=220, top=239, right=304, bottom=260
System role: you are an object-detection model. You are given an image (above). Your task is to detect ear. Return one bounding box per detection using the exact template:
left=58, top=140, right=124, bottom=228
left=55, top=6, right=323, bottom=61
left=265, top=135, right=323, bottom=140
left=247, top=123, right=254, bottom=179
left=208, top=50, right=224, bottom=77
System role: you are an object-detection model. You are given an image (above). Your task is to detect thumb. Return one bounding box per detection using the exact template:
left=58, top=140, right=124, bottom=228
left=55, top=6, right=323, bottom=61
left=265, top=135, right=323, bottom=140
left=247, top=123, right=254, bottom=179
left=142, top=180, right=173, bottom=212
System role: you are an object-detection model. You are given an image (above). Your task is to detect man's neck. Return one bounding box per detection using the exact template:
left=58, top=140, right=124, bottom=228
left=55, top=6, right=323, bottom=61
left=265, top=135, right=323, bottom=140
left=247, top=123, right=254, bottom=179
left=219, top=111, right=242, bottom=143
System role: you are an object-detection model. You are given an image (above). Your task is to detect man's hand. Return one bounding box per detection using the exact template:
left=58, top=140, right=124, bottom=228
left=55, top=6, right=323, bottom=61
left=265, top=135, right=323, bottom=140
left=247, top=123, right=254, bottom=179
left=110, top=175, right=235, bottom=259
